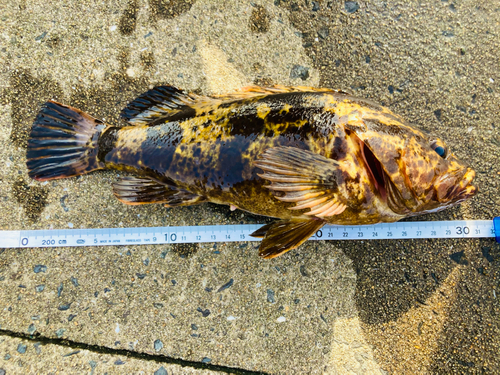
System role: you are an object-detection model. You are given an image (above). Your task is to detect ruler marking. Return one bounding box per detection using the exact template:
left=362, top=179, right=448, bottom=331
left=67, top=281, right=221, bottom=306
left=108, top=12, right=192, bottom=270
left=0, top=220, right=497, bottom=248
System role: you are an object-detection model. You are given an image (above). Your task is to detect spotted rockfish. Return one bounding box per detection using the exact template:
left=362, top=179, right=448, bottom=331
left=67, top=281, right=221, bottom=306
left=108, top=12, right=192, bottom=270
left=27, top=85, right=477, bottom=258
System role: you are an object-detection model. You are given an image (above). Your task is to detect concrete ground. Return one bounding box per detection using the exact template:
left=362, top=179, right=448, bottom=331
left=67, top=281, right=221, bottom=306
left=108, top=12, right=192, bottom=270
left=0, top=0, right=499, bottom=373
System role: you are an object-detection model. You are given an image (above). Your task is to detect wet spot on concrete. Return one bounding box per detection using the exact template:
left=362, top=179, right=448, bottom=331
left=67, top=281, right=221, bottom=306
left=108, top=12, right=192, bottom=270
left=149, top=0, right=195, bottom=21
left=254, top=77, right=274, bottom=86
left=9, top=68, right=63, bottom=148
left=434, top=109, right=442, bottom=121
left=119, top=0, right=138, bottom=36
left=46, top=35, right=62, bottom=50
left=450, top=251, right=469, bottom=265
left=171, top=243, right=198, bottom=258
left=481, top=246, right=495, bottom=263
left=140, top=51, right=156, bottom=70
left=12, top=178, right=48, bottom=222
left=249, top=5, right=270, bottom=33
left=68, top=48, right=152, bottom=127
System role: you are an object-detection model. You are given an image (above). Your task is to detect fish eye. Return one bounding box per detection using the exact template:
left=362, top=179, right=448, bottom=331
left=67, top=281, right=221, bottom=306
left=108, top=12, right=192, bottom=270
left=430, top=140, right=448, bottom=159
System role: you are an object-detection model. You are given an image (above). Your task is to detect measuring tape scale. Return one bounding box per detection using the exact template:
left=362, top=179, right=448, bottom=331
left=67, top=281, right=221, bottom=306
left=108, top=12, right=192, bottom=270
left=2, top=218, right=499, bottom=248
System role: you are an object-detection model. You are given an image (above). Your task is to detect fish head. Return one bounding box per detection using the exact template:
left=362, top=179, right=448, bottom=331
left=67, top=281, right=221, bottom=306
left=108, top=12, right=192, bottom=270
left=347, top=117, right=477, bottom=216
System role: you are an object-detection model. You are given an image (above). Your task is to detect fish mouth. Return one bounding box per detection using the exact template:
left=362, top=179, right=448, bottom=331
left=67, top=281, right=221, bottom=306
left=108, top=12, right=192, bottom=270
left=437, top=167, right=477, bottom=203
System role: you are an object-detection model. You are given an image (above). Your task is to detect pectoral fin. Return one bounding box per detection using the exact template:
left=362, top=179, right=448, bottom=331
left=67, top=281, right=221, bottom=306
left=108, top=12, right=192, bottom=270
left=112, top=176, right=206, bottom=207
left=251, top=219, right=325, bottom=259
left=254, top=147, right=347, bottom=218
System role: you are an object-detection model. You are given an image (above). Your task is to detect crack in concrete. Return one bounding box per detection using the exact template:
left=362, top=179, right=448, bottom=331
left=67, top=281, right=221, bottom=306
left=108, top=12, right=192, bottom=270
left=0, top=328, right=268, bottom=375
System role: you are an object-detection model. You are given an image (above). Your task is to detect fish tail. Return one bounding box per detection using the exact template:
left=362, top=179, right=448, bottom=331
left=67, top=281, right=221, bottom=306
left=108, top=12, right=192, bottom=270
left=27, top=101, right=107, bottom=181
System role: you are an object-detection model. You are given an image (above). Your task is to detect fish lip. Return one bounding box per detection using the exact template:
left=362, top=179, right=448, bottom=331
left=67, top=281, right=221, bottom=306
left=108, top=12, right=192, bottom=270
left=436, top=166, right=477, bottom=203
left=455, top=167, right=477, bottom=200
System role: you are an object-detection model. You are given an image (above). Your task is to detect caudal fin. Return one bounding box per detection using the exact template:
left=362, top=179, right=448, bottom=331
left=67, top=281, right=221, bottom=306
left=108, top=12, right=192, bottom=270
left=27, top=101, right=106, bottom=181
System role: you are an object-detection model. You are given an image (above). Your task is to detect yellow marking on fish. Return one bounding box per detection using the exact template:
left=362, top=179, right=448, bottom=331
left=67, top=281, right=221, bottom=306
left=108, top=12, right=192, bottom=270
left=114, top=127, right=148, bottom=154
left=321, top=95, right=409, bottom=130
left=280, top=103, right=292, bottom=114
left=256, top=103, right=271, bottom=119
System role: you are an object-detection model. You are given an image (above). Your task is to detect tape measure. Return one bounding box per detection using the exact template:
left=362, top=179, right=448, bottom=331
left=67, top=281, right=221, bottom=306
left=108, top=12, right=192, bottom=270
left=2, top=218, right=499, bottom=248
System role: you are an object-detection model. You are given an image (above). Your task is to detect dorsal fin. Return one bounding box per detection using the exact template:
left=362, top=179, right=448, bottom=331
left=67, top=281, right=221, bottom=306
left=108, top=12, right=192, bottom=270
left=121, top=85, right=352, bottom=126
left=121, top=86, right=201, bottom=126
left=212, top=85, right=352, bottom=101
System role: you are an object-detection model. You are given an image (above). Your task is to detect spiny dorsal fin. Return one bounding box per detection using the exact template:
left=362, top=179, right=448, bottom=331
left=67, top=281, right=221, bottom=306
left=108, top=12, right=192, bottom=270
left=121, top=86, right=202, bottom=126
left=112, top=176, right=206, bottom=206
left=250, top=219, right=325, bottom=259
left=212, top=85, right=351, bottom=101
left=254, top=147, right=347, bottom=218
left=121, top=85, right=352, bottom=126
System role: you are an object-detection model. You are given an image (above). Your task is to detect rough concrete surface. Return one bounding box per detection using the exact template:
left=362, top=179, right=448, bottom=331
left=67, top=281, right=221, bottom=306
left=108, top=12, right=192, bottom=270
left=0, top=334, right=224, bottom=374
left=0, top=0, right=499, bottom=374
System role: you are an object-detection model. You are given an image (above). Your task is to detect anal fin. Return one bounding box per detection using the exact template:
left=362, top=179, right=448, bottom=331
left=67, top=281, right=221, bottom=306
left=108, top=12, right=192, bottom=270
left=112, top=176, right=206, bottom=207
left=250, top=219, right=325, bottom=259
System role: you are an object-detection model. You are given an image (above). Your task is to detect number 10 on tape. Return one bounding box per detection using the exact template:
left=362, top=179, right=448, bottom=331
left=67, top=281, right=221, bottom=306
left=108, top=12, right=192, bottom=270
left=3, top=218, right=499, bottom=249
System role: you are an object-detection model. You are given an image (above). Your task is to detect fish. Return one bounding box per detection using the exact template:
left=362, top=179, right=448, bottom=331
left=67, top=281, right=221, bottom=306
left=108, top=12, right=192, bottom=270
left=26, top=85, right=477, bottom=258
